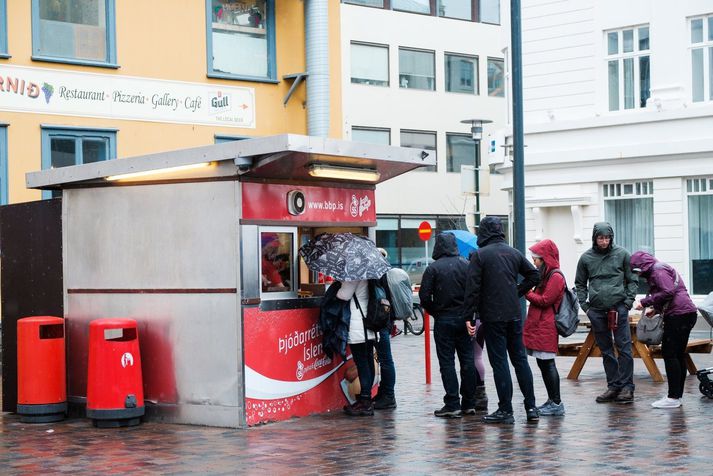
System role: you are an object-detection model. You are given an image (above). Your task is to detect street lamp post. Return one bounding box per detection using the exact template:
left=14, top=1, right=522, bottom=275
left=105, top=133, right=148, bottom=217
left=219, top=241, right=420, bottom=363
left=460, top=118, right=492, bottom=231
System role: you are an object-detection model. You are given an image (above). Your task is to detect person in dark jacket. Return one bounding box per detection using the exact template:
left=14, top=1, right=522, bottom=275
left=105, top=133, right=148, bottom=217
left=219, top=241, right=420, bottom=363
left=462, top=216, right=541, bottom=424
left=419, top=233, right=476, bottom=418
left=630, top=251, right=698, bottom=408
left=575, top=222, right=638, bottom=404
left=523, top=239, right=566, bottom=416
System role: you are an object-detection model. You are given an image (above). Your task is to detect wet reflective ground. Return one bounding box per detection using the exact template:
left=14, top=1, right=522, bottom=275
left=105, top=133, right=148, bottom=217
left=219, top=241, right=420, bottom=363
left=2, top=332, right=713, bottom=474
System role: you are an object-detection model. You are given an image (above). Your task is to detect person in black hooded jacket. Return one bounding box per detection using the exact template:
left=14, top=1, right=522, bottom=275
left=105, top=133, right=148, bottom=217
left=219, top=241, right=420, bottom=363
left=462, top=216, right=540, bottom=424
left=419, top=232, right=476, bottom=418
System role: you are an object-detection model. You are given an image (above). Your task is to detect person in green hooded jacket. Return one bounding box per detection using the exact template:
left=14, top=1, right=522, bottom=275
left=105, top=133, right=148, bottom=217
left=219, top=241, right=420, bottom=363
left=575, top=222, right=638, bottom=404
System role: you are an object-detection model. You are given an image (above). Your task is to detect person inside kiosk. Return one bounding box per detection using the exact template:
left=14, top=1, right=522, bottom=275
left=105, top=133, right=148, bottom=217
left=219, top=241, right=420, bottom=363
left=261, top=232, right=290, bottom=292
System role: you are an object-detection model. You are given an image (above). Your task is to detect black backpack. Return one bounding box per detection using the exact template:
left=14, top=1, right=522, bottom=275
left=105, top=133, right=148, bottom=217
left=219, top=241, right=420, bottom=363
left=354, top=277, right=392, bottom=332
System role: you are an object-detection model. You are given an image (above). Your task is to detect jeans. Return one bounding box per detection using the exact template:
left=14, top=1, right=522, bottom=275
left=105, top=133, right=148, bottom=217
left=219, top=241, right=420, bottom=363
left=434, top=315, right=476, bottom=411
left=587, top=303, right=634, bottom=392
left=350, top=341, right=375, bottom=401
left=375, top=327, right=396, bottom=398
left=662, top=312, right=697, bottom=399
left=483, top=319, right=536, bottom=413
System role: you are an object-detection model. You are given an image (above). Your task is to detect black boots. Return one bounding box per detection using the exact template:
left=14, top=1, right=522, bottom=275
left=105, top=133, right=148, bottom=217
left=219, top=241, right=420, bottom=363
left=474, top=385, right=488, bottom=412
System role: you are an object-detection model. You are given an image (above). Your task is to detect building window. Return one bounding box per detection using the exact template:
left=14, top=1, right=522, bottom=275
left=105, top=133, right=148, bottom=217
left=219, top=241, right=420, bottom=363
left=446, top=133, right=478, bottom=173
left=690, top=15, right=713, bottom=102
left=392, top=0, right=430, bottom=14
left=351, top=42, right=389, bottom=86
left=41, top=126, right=117, bottom=198
left=207, top=0, right=276, bottom=81
left=438, top=0, right=471, bottom=20
left=352, top=127, right=391, bottom=145
left=1, top=0, right=7, bottom=57
left=603, top=181, right=654, bottom=255
left=445, top=53, right=477, bottom=94
left=687, top=178, right=713, bottom=294
left=487, top=58, right=505, bottom=97
left=401, top=130, right=436, bottom=171
left=0, top=126, right=7, bottom=205
left=605, top=26, right=650, bottom=111
left=479, top=0, right=499, bottom=24
left=344, top=0, right=385, bottom=7
left=399, top=48, right=435, bottom=90
left=32, top=0, right=117, bottom=67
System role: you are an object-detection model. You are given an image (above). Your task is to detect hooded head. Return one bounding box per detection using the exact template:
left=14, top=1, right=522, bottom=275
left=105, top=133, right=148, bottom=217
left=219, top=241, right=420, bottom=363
left=630, top=250, right=658, bottom=276
left=529, top=239, right=560, bottom=273
left=591, top=222, right=614, bottom=252
left=432, top=232, right=460, bottom=260
left=477, top=216, right=506, bottom=248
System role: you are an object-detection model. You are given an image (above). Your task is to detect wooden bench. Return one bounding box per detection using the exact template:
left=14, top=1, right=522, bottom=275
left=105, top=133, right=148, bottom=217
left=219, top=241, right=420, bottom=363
left=560, top=329, right=713, bottom=382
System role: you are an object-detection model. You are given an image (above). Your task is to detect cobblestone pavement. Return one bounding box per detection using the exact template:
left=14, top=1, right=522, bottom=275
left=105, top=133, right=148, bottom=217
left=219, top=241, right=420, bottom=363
left=2, top=329, right=713, bottom=475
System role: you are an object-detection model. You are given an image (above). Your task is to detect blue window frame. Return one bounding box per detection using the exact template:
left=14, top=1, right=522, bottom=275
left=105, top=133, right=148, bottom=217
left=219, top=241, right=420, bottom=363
left=206, top=0, right=277, bottom=83
left=41, top=126, right=117, bottom=198
left=0, top=0, right=8, bottom=58
left=0, top=126, right=7, bottom=204
left=31, top=0, right=118, bottom=68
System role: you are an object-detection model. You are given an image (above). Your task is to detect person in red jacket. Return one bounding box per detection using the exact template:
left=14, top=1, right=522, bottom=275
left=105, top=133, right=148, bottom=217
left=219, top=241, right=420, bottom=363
left=523, top=239, right=566, bottom=416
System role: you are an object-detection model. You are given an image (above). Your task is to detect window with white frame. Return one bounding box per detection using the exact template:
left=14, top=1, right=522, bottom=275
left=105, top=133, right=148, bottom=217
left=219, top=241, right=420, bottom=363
left=687, top=177, right=713, bottom=294
left=438, top=0, right=471, bottom=21
left=399, top=48, right=435, bottom=91
left=487, top=58, right=504, bottom=97
left=446, top=53, right=477, bottom=94
left=479, top=0, right=499, bottom=24
left=446, top=133, right=478, bottom=173
left=603, top=181, right=654, bottom=255
left=690, top=15, right=713, bottom=103
left=352, top=127, right=390, bottom=145
left=33, top=0, right=116, bottom=66
left=351, top=42, right=389, bottom=86
left=605, top=26, right=650, bottom=111
left=401, top=130, right=436, bottom=171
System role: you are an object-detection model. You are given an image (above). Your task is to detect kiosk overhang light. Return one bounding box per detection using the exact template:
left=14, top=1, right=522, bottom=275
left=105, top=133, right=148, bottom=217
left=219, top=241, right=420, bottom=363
left=307, top=164, right=380, bottom=183
left=106, top=162, right=212, bottom=182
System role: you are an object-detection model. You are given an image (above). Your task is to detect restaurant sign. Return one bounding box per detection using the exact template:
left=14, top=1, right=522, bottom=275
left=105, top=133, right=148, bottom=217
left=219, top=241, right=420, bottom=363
left=0, top=64, right=255, bottom=128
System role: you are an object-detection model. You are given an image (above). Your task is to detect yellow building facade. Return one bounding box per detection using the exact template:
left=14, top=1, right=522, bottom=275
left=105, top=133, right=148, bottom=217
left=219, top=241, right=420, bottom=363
left=0, top=0, right=342, bottom=204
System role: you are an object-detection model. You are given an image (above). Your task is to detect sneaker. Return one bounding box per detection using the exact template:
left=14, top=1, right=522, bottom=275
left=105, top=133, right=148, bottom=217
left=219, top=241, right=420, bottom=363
left=434, top=406, right=462, bottom=418
left=373, top=395, right=397, bottom=410
left=482, top=409, right=514, bottom=424
left=526, top=407, right=540, bottom=422
left=538, top=400, right=566, bottom=416
left=595, top=388, right=620, bottom=403
left=344, top=400, right=374, bottom=416
left=651, top=397, right=682, bottom=409
left=461, top=407, right=477, bottom=416
left=615, top=388, right=634, bottom=404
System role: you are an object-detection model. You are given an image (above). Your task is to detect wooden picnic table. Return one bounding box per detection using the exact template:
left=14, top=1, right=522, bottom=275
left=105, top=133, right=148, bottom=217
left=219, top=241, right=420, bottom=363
left=558, top=316, right=713, bottom=382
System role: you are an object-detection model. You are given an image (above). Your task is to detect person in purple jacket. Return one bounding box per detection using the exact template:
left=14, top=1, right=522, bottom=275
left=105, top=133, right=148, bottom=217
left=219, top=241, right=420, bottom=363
left=631, top=251, right=699, bottom=409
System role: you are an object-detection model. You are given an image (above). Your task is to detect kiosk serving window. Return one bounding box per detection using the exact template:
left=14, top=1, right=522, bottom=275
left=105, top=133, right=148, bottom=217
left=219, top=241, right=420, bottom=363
left=260, top=227, right=297, bottom=297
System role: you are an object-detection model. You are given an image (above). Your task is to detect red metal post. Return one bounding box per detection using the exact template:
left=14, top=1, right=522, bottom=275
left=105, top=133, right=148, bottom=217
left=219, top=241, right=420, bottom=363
left=424, top=310, right=431, bottom=384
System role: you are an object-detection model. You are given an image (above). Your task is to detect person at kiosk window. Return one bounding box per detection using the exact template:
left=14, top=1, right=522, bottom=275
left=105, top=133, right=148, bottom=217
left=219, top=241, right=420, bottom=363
left=337, top=279, right=377, bottom=416
left=261, top=233, right=288, bottom=292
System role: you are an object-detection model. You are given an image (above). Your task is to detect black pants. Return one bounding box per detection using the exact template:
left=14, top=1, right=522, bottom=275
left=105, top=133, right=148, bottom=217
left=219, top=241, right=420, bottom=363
left=662, top=312, right=698, bottom=399
left=434, top=315, right=476, bottom=411
left=536, top=358, right=561, bottom=404
left=350, top=341, right=375, bottom=401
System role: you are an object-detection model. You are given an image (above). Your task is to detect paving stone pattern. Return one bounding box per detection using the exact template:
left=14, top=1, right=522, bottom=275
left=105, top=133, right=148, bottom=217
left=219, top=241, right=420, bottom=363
left=2, top=329, right=713, bottom=474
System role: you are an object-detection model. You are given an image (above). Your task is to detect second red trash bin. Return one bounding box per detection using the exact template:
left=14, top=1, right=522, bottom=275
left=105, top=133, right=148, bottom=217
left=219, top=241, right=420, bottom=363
left=86, top=318, right=144, bottom=428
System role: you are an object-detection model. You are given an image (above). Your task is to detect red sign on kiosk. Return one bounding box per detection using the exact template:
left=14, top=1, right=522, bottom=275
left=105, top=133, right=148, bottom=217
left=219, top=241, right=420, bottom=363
left=418, top=221, right=432, bottom=241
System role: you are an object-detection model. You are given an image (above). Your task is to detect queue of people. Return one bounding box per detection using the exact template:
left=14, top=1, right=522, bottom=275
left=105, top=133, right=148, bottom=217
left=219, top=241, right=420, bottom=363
left=330, top=219, right=702, bottom=421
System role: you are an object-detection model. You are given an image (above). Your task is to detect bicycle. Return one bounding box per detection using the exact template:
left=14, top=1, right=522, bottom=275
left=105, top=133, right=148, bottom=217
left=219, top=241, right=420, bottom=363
left=402, top=303, right=425, bottom=336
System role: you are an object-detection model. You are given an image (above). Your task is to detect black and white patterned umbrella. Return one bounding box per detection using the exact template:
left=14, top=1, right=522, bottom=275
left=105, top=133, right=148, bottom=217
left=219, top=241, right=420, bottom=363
left=299, top=233, right=390, bottom=281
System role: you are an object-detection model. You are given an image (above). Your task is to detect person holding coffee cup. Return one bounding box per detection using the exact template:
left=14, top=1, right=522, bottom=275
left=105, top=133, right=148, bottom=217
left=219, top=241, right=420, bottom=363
left=575, top=222, right=639, bottom=404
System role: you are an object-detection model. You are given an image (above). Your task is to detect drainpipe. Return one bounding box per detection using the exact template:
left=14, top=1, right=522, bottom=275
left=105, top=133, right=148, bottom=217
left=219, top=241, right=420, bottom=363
left=304, top=0, right=330, bottom=137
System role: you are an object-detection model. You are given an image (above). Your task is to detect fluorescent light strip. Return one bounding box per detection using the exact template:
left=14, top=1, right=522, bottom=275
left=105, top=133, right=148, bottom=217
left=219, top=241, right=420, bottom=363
left=106, top=162, right=211, bottom=181
left=307, top=164, right=380, bottom=182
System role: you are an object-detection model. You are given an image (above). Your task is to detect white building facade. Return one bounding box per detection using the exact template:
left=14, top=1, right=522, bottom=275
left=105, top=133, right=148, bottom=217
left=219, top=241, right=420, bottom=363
left=495, top=0, right=713, bottom=298
left=339, top=0, right=510, bottom=280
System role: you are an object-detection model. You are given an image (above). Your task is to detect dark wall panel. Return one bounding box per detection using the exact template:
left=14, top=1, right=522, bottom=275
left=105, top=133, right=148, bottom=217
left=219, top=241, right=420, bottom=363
left=1, top=199, right=63, bottom=412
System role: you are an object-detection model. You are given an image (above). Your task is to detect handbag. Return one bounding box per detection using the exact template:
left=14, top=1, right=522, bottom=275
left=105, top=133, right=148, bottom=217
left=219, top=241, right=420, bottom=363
left=636, top=309, right=664, bottom=345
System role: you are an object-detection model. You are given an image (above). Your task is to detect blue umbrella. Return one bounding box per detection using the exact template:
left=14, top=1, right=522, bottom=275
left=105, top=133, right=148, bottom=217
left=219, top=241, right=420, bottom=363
left=442, top=229, right=478, bottom=258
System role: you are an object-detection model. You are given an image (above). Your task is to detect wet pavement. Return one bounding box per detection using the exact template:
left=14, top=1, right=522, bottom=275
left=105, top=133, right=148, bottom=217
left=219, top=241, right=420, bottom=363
left=2, top=329, right=713, bottom=475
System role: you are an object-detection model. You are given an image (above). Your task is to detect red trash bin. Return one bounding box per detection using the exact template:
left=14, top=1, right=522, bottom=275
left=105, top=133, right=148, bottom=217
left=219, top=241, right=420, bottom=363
left=17, top=316, right=67, bottom=423
left=86, top=318, right=144, bottom=428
